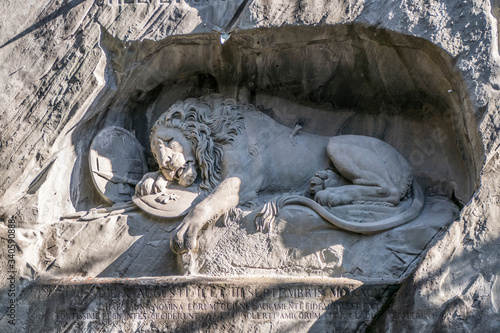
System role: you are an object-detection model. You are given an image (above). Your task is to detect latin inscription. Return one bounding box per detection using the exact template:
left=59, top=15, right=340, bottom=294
left=55, top=300, right=383, bottom=321
left=18, top=280, right=402, bottom=332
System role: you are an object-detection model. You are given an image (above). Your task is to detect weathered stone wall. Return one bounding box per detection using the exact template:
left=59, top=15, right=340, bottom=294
left=1, top=0, right=500, bottom=331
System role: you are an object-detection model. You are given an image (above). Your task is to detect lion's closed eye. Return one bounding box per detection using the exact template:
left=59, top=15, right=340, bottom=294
left=159, top=138, right=172, bottom=146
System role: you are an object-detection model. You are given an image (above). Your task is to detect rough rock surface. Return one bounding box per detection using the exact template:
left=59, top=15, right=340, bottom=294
left=1, top=0, right=500, bottom=331
left=183, top=196, right=458, bottom=280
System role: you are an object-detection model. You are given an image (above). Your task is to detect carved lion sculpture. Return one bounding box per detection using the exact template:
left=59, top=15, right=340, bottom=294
left=136, top=95, right=424, bottom=254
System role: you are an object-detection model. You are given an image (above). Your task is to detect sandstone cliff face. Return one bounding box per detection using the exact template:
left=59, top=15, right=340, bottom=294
left=1, top=0, right=500, bottom=331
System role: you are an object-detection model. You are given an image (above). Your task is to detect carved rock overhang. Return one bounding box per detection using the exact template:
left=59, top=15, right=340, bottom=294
left=74, top=23, right=483, bottom=213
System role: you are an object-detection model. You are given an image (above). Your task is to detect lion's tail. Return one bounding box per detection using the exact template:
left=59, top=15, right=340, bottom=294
left=257, top=180, right=424, bottom=234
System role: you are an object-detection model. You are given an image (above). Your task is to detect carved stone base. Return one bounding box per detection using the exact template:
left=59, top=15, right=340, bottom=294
left=1, top=277, right=403, bottom=333
left=183, top=196, right=458, bottom=279
left=42, top=195, right=457, bottom=281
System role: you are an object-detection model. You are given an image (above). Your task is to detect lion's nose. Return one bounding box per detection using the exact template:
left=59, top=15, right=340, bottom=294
left=161, top=155, right=171, bottom=165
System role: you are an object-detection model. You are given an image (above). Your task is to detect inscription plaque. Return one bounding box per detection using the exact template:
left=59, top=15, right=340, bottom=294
left=2, top=277, right=400, bottom=332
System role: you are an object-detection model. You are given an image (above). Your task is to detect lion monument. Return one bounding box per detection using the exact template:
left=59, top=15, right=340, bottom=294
left=135, top=95, right=424, bottom=254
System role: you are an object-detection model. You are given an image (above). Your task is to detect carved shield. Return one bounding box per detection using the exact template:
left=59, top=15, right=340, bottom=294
left=132, top=186, right=203, bottom=218
left=89, top=127, right=148, bottom=204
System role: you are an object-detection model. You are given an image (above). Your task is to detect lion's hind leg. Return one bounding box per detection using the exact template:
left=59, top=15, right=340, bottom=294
left=314, top=184, right=398, bottom=207
left=321, top=135, right=411, bottom=207
left=313, top=165, right=402, bottom=207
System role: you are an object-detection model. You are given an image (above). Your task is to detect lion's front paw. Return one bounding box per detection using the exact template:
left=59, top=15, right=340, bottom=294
left=136, top=172, right=169, bottom=196
left=136, top=177, right=154, bottom=196
left=170, top=218, right=204, bottom=254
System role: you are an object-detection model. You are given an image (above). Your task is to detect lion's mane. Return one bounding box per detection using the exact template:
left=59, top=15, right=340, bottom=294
left=151, top=95, right=246, bottom=191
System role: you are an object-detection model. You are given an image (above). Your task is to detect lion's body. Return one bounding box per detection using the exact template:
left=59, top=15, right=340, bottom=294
left=220, top=110, right=331, bottom=204
left=139, top=96, right=422, bottom=253
left=220, top=109, right=413, bottom=208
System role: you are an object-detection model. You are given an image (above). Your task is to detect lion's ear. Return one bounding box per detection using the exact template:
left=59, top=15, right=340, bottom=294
left=171, top=111, right=184, bottom=120
left=166, top=108, right=185, bottom=122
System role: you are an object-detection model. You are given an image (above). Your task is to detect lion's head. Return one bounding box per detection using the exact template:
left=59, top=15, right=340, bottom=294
left=151, top=95, right=245, bottom=191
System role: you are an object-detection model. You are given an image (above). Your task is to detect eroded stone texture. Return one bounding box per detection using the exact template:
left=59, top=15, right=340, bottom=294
left=183, top=196, right=457, bottom=279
